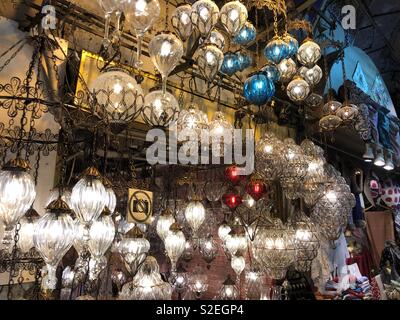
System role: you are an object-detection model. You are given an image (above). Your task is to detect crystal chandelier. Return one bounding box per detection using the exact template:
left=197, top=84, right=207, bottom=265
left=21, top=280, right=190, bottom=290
left=119, top=256, right=172, bottom=300
left=0, top=158, right=36, bottom=245
left=251, top=218, right=295, bottom=280
left=33, top=198, right=75, bottom=290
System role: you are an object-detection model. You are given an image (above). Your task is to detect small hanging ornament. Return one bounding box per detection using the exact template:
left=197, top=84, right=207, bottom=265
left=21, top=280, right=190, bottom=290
left=222, top=189, right=242, bottom=210
left=224, top=165, right=244, bottom=185
left=245, top=179, right=266, bottom=201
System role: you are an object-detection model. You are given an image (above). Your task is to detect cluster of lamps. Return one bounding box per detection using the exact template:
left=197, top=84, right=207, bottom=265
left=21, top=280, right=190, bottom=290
left=363, top=143, right=395, bottom=171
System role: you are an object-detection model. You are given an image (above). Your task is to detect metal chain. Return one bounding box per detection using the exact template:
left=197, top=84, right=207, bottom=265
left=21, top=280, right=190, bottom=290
left=33, top=150, right=41, bottom=185
left=256, top=9, right=260, bottom=66
left=178, top=78, right=185, bottom=109
left=273, top=9, right=279, bottom=36
left=130, top=158, right=138, bottom=188
left=165, top=0, right=170, bottom=30
left=7, top=221, right=21, bottom=300
left=340, top=49, right=348, bottom=104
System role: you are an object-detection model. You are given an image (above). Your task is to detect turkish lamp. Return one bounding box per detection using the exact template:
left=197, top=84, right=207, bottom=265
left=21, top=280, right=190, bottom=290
left=119, top=256, right=172, bottom=300
left=283, top=33, right=299, bottom=57
left=124, top=0, right=160, bottom=68
left=231, top=253, right=245, bottom=278
left=297, top=38, right=321, bottom=68
left=90, top=68, right=144, bottom=132
left=17, top=208, right=39, bottom=253
left=142, top=88, right=180, bottom=128
left=264, top=35, right=290, bottom=64
left=88, top=209, right=116, bottom=260
left=118, top=225, right=150, bottom=276
left=199, top=235, right=218, bottom=267
left=319, top=114, right=342, bottom=132
left=46, top=187, right=72, bottom=209
left=0, top=158, right=36, bottom=245
left=225, top=225, right=247, bottom=255
left=148, top=32, right=184, bottom=94
left=204, top=29, right=225, bottom=51
left=189, top=273, right=208, bottom=299
left=362, top=143, right=374, bottom=163
left=184, top=199, right=206, bottom=237
left=182, top=239, right=194, bottom=262
left=71, top=166, right=107, bottom=228
left=171, top=5, right=193, bottom=42
left=323, top=100, right=342, bottom=115
left=195, top=44, right=224, bottom=82
left=219, top=275, right=239, bottom=300
left=299, top=65, right=323, bottom=86
left=190, top=0, right=220, bottom=37
left=277, top=58, right=297, bottom=83
left=336, top=103, right=359, bottom=122
left=219, top=1, right=248, bottom=37
left=164, top=222, right=186, bottom=272
left=374, top=146, right=385, bottom=167
left=156, top=208, right=175, bottom=242
left=208, top=111, right=233, bottom=157
left=218, top=221, right=231, bottom=242
left=384, top=150, right=395, bottom=171
left=33, top=198, right=75, bottom=290
left=287, top=76, right=311, bottom=102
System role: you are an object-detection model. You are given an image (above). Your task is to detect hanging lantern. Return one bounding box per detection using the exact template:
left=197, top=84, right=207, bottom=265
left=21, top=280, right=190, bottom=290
left=184, top=199, right=206, bottom=237
left=224, top=165, right=244, bottom=185
left=177, top=103, right=208, bottom=140
left=199, top=235, right=218, bottom=266
left=88, top=210, right=115, bottom=260
left=156, top=208, right=175, bottom=242
left=119, top=256, right=172, bottom=300
left=283, top=33, right=299, bottom=57
left=219, top=1, right=248, bottom=37
left=245, top=179, right=266, bottom=201
left=243, top=72, right=275, bottom=106
left=225, top=225, right=247, bottom=255
left=255, top=132, right=284, bottom=181
left=46, top=187, right=72, bottom=209
left=90, top=68, right=144, bottom=132
left=305, top=93, right=323, bottom=108
left=323, top=100, right=342, bottom=115
left=218, top=221, right=232, bottom=242
left=71, top=166, right=107, bottom=227
left=195, top=44, right=224, bottom=82
left=142, top=89, right=180, bottom=127
left=189, top=272, right=208, bottom=299
left=17, top=208, right=39, bottom=253
left=319, top=114, right=343, bottom=131
left=204, top=181, right=226, bottom=202
left=277, top=58, right=297, bottom=83
left=148, top=32, right=184, bottom=93
left=218, top=275, right=239, bottom=300
left=182, top=240, right=194, bottom=262
left=171, top=4, right=193, bottom=41
left=205, top=29, right=225, bottom=50
left=261, top=63, right=280, bottom=83
left=221, top=52, right=240, bottom=76
left=190, top=0, right=220, bottom=37
left=234, top=21, right=256, bottom=45
left=236, top=51, right=252, bottom=71
left=336, top=103, right=359, bottom=122
left=33, top=198, right=75, bottom=290
left=208, top=111, right=233, bottom=157
left=299, top=65, right=323, bottom=87
left=164, top=222, right=186, bottom=272
left=251, top=218, right=295, bottom=280
left=124, top=0, right=160, bottom=67
left=242, top=193, right=256, bottom=208
left=286, top=76, right=310, bottom=102
left=0, top=158, right=36, bottom=245
left=222, top=191, right=242, bottom=210
left=231, top=253, right=245, bottom=277
left=264, top=36, right=290, bottom=64
left=117, top=225, right=150, bottom=275
left=292, top=212, right=320, bottom=272
left=297, top=38, right=321, bottom=67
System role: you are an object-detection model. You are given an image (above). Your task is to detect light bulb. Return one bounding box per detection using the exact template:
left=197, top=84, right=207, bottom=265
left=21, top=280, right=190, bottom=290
left=200, top=7, right=209, bottom=20
left=135, top=0, right=147, bottom=12
left=160, top=41, right=172, bottom=56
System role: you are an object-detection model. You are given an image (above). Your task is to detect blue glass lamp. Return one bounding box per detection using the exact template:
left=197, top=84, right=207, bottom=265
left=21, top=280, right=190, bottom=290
left=233, top=21, right=256, bottom=46
left=221, top=52, right=240, bottom=76
left=261, top=63, right=280, bottom=83
left=237, top=52, right=252, bottom=71
left=243, top=72, right=275, bottom=106
left=264, top=36, right=290, bottom=64
left=283, top=33, right=299, bottom=57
